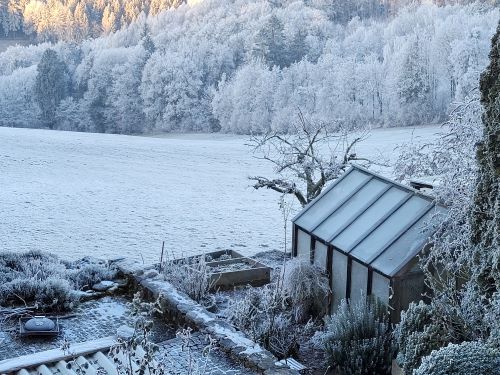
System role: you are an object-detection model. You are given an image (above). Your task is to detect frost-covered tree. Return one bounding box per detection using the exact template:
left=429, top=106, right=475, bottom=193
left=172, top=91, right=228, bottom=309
left=0, top=65, right=40, bottom=128
left=395, top=19, right=500, bottom=374
left=212, top=60, right=279, bottom=134
left=34, top=48, right=70, bottom=129
left=252, top=14, right=287, bottom=68
left=105, top=46, right=148, bottom=134
left=0, top=0, right=498, bottom=134
left=249, top=112, right=376, bottom=206
left=396, top=35, right=433, bottom=124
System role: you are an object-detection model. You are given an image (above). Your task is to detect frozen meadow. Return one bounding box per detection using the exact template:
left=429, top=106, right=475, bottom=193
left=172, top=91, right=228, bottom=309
left=0, top=126, right=441, bottom=263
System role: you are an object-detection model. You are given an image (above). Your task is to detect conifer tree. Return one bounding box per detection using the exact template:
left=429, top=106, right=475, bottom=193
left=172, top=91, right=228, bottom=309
left=472, top=21, right=499, bottom=285
left=252, top=15, right=287, bottom=68
left=34, top=49, right=69, bottom=129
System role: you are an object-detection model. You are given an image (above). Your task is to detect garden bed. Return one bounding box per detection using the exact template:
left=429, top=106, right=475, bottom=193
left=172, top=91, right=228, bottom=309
left=212, top=251, right=329, bottom=374
left=205, top=257, right=270, bottom=289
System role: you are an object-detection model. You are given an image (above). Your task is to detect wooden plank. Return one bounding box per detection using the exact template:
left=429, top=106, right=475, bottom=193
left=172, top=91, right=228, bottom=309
left=0, top=336, right=116, bottom=374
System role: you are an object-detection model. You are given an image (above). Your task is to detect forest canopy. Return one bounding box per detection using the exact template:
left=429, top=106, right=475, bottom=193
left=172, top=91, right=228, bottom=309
left=0, top=0, right=498, bottom=134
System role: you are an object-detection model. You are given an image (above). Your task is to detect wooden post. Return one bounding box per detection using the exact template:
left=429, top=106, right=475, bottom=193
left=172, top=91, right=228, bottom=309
left=159, top=241, right=165, bottom=272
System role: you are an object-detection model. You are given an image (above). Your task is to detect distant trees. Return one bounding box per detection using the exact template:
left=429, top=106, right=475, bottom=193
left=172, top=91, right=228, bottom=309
left=253, top=15, right=287, bottom=68
left=0, top=0, right=497, bottom=134
left=0, top=0, right=185, bottom=41
left=34, top=49, right=69, bottom=129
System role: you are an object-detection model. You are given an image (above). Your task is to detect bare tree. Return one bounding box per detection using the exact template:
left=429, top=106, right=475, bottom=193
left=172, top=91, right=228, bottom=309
left=249, top=112, right=377, bottom=207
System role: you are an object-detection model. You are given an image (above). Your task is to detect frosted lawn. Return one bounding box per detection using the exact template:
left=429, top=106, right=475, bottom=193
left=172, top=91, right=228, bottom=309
left=0, top=126, right=440, bottom=263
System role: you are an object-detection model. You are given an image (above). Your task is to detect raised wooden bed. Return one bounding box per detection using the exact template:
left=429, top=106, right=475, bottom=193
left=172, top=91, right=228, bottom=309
left=206, top=256, right=270, bottom=289
left=175, top=250, right=271, bottom=289
left=179, top=249, right=244, bottom=263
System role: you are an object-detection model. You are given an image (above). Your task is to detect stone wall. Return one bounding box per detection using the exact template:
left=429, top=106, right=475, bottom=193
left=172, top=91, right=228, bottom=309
left=114, top=258, right=299, bottom=375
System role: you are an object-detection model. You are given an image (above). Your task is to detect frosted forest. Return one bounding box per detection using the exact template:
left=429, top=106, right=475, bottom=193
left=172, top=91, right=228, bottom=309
left=0, top=0, right=498, bottom=134
left=0, top=0, right=500, bottom=374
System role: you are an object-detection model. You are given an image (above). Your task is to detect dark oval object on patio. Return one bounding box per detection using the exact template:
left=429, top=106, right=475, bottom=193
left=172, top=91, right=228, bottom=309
left=24, top=317, right=56, bottom=331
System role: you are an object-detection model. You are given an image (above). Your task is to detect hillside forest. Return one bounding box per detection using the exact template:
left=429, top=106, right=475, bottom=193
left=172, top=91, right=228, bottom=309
left=0, top=0, right=498, bottom=134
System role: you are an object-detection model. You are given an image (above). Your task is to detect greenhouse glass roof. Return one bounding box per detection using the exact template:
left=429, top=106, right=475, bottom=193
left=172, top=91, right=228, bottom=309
left=293, top=165, right=447, bottom=277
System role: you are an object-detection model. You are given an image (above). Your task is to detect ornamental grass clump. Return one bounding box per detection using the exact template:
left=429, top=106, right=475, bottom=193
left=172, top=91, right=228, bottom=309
left=161, top=256, right=216, bottom=307
left=318, top=296, right=394, bottom=375
left=226, top=258, right=328, bottom=358
left=281, top=259, right=330, bottom=323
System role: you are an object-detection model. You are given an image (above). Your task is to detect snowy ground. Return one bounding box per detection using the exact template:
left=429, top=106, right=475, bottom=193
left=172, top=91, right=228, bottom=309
left=0, top=126, right=441, bottom=263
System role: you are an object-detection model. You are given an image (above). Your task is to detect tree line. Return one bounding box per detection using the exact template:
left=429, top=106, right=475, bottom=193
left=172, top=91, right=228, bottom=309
left=0, top=0, right=498, bottom=134
left=0, top=0, right=184, bottom=41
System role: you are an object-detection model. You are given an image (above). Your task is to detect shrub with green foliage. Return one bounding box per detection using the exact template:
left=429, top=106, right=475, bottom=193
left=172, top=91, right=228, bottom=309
left=415, top=341, right=500, bottom=375
left=395, top=301, right=448, bottom=374
left=318, top=296, right=394, bottom=374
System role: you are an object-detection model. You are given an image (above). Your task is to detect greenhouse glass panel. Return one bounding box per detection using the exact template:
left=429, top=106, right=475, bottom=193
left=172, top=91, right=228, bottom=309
left=296, top=229, right=311, bottom=260
left=371, top=206, right=447, bottom=276
left=314, top=241, right=328, bottom=271
left=350, top=261, right=368, bottom=305
left=372, top=272, right=390, bottom=304
left=312, top=178, right=388, bottom=241
left=295, top=170, right=370, bottom=231
left=331, top=250, right=348, bottom=311
left=332, top=187, right=409, bottom=251
left=350, top=196, right=432, bottom=263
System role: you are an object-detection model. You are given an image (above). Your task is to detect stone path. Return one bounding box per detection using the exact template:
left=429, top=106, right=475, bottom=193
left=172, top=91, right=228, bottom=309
left=1, top=297, right=260, bottom=374
left=0, top=296, right=175, bottom=361
left=159, top=332, right=258, bottom=375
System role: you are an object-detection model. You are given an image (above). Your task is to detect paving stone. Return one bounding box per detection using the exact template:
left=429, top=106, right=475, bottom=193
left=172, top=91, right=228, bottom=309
left=158, top=332, right=258, bottom=375
left=0, top=296, right=175, bottom=361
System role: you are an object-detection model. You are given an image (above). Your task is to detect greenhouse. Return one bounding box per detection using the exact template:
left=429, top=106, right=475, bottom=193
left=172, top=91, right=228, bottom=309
left=292, top=165, right=447, bottom=321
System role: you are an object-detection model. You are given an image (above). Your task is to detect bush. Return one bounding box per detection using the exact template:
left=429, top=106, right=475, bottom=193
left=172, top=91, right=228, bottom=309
left=0, top=277, right=76, bottom=310
left=395, top=301, right=447, bottom=374
left=319, top=296, right=394, bottom=375
left=415, top=341, right=500, bottom=375
left=0, top=251, right=117, bottom=311
left=281, top=259, right=330, bottom=322
left=0, top=278, right=39, bottom=305
left=0, top=250, right=65, bottom=284
left=227, top=284, right=284, bottom=342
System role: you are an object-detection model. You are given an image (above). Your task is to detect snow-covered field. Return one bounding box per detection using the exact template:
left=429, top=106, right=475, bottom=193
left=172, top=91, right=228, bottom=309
left=0, top=126, right=440, bottom=263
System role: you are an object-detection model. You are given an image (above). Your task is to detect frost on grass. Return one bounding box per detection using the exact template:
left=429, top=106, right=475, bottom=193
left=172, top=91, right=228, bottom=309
left=281, top=258, right=330, bottom=323
left=0, top=250, right=117, bottom=311
left=161, top=256, right=215, bottom=308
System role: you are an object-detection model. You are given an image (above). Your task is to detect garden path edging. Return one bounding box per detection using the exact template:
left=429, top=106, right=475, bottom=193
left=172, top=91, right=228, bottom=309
left=114, top=258, right=299, bottom=375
